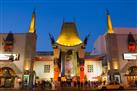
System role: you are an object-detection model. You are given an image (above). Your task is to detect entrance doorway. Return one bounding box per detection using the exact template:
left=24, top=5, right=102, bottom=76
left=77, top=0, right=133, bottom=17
left=126, top=66, right=137, bottom=87
left=0, top=67, right=16, bottom=88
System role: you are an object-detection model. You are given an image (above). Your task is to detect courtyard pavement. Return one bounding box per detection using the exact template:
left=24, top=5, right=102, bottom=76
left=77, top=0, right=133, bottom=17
left=0, top=87, right=137, bottom=91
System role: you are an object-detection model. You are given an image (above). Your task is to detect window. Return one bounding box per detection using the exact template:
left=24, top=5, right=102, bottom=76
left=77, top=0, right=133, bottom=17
left=87, top=65, right=93, bottom=72
left=44, top=65, right=50, bottom=73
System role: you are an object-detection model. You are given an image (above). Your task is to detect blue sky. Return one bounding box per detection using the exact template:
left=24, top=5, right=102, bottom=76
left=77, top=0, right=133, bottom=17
left=0, top=0, right=137, bottom=52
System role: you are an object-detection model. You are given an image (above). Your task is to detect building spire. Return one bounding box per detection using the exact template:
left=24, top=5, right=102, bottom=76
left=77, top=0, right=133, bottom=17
left=106, top=9, right=114, bottom=33
left=29, top=9, right=36, bottom=33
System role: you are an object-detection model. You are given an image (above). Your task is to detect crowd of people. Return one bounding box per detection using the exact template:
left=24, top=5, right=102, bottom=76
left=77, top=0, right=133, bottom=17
left=34, top=79, right=102, bottom=90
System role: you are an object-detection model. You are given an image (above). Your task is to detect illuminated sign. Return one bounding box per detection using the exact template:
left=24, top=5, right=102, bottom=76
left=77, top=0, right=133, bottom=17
left=0, top=54, right=19, bottom=61
left=23, top=75, right=29, bottom=86
left=123, top=53, right=137, bottom=60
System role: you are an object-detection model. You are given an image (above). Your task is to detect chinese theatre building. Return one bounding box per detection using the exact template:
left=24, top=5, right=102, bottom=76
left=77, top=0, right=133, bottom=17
left=35, top=22, right=87, bottom=82
left=34, top=22, right=103, bottom=83
left=52, top=22, right=86, bottom=82
left=94, top=11, right=137, bottom=85
left=0, top=10, right=106, bottom=88
left=0, top=10, right=36, bottom=88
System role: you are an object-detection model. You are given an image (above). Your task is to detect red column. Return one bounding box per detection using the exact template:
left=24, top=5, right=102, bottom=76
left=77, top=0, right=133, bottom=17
left=80, top=65, right=84, bottom=82
left=79, top=48, right=85, bottom=82
left=53, top=48, right=60, bottom=81
left=54, top=64, right=59, bottom=81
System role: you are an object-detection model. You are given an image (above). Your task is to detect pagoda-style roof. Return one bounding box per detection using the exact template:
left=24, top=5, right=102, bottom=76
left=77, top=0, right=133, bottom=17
left=56, top=22, right=82, bottom=46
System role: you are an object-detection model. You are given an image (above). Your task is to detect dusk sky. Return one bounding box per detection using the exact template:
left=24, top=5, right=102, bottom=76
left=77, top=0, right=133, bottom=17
left=0, top=0, right=137, bottom=52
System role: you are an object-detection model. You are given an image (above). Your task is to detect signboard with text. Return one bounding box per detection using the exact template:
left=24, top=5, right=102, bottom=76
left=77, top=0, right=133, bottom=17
left=123, top=53, right=137, bottom=60
left=0, top=54, right=19, bottom=61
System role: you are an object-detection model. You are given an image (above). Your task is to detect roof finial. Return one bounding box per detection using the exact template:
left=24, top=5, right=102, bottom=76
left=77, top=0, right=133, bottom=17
left=49, top=33, right=55, bottom=44
left=84, top=33, right=90, bottom=45
left=33, top=8, right=36, bottom=14
left=106, top=9, right=114, bottom=34
left=106, top=9, right=109, bottom=15
left=29, top=8, right=36, bottom=33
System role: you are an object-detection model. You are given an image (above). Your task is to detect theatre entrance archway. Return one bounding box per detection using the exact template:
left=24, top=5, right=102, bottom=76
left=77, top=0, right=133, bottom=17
left=0, top=67, right=16, bottom=88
